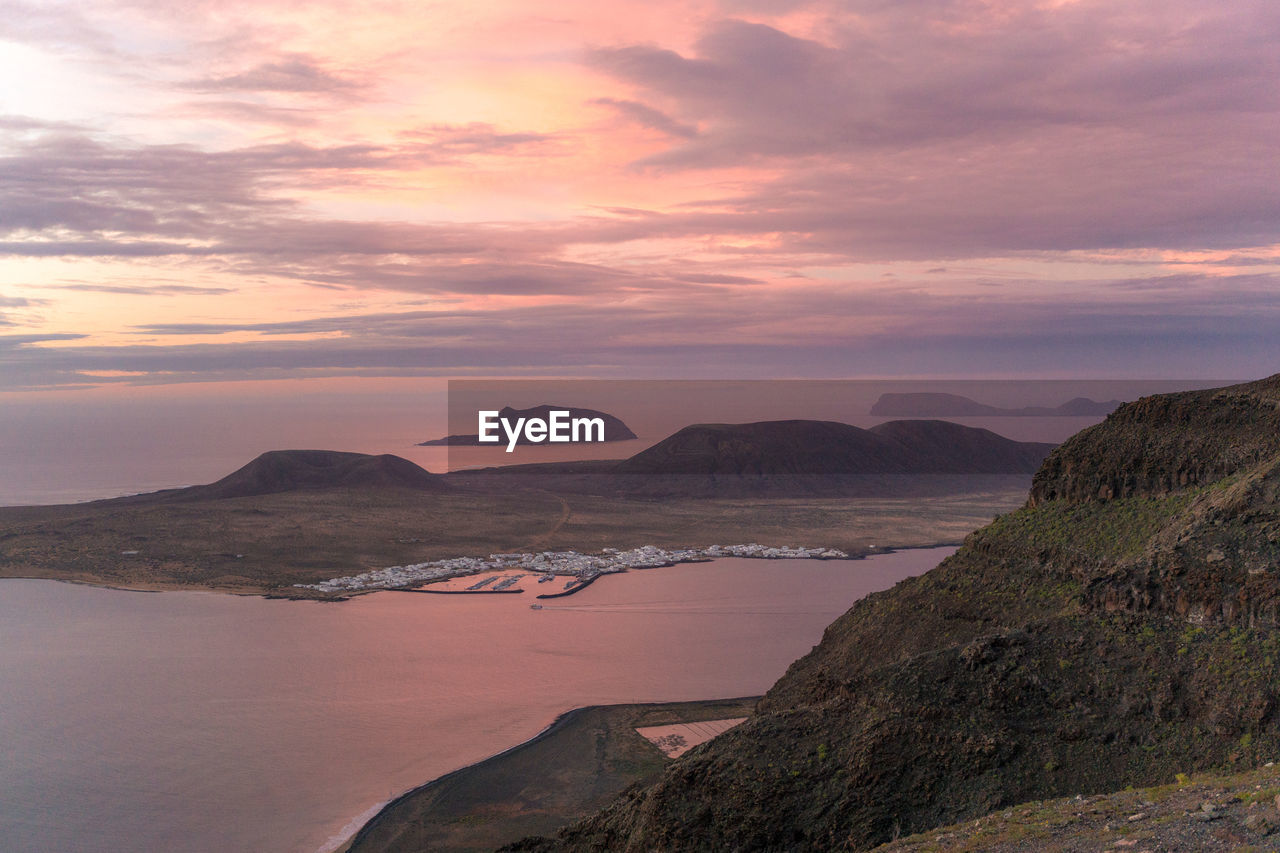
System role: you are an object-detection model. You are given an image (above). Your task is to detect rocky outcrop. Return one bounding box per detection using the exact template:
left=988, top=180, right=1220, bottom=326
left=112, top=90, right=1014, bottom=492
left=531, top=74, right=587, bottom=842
left=1029, top=376, right=1280, bottom=504
left=875, top=764, right=1280, bottom=852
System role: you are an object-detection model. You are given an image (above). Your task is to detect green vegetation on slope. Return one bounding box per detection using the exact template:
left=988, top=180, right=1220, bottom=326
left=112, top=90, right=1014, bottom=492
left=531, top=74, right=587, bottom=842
left=978, top=491, right=1196, bottom=564
left=877, top=764, right=1280, bottom=852
left=507, top=374, right=1280, bottom=852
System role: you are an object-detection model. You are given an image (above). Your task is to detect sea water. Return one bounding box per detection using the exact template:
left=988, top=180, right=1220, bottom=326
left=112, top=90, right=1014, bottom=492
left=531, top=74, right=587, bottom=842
left=0, top=548, right=953, bottom=852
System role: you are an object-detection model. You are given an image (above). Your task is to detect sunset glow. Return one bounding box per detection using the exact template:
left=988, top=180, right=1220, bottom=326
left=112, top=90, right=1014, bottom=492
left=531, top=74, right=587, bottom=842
left=3, top=0, right=1279, bottom=390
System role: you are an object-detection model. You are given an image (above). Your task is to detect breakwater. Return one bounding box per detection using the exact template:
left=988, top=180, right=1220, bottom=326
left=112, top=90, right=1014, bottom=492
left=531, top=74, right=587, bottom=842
left=399, top=587, right=526, bottom=595
left=535, top=574, right=603, bottom=599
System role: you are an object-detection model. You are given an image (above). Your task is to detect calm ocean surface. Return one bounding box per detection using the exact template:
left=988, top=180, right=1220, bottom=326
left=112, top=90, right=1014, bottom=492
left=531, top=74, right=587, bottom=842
left=0, top=548, right=954, bottom=853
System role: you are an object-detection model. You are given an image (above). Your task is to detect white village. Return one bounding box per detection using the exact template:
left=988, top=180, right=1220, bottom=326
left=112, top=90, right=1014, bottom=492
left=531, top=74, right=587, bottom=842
left=297, top=543, right=851, bottom=594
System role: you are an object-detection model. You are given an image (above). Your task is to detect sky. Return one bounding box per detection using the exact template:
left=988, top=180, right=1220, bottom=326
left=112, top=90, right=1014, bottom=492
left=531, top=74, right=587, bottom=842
left=2, top=0, right=1279, bottom=394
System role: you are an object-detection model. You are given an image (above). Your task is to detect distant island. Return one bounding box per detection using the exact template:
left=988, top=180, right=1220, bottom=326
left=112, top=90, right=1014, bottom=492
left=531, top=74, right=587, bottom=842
left=451, top=418, right=1054, bottom=500
left=614, top=418, right=1053, bottom=476
left=869, top=392, right=1122, bottom=417
left=419, top=404, right=636, bottom=445
left=0, top=418, right=1046, bottom=595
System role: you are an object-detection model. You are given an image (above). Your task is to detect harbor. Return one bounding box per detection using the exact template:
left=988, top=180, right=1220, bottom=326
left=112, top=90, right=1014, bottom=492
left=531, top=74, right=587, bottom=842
left=533, top=574, right=601, bottom=599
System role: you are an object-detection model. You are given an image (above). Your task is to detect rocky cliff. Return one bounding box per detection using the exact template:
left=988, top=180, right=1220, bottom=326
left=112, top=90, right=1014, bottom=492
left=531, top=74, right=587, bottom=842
left=508, top=375, right=1280, bottom=852
left=1029, top=376, right=1280, bottom=504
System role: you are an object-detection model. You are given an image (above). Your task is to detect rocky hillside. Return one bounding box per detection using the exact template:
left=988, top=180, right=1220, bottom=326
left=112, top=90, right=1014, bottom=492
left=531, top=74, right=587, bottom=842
left=1030, top=376, right=1280, bottom=504
left=875, top=763, right=1280, bottom=852
left=509, top=375, right=1280, bottom=851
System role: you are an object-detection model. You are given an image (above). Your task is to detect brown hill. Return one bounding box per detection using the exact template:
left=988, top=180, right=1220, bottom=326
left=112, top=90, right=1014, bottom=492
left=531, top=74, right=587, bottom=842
left=177, top=450, right=443, bottom=500
left=615, top=419, right=1053, bottom=476
left=867, top=419, right=1053, bottom=473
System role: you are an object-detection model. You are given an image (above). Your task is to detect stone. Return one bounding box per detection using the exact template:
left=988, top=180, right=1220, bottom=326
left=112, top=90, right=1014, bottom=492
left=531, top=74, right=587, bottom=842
left=1243, top=812, right=1275, bottom=835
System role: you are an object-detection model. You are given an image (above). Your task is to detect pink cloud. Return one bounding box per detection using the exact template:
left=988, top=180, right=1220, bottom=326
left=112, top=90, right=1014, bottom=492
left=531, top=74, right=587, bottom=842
left=2, top=0, right=1279, bottom=387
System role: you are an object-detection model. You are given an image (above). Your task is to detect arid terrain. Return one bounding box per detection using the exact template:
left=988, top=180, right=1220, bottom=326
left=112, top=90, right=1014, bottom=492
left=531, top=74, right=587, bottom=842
left=0, top=419, right=1045, bottom=596
left=0, top=481, right=1027, bottom=596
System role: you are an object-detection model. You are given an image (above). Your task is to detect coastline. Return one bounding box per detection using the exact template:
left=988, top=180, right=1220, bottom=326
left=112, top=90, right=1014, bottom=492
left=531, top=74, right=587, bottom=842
left=297, top=543, right=858, bottom=595
left=336, top=696, right=763, bottom=853
left=0, top=542, right=964, bottom=601
left=0, top=537, right=964, bottom=852
left=0, top=481, right=1028, bottom=601
left=326, top=545, right=962, bottom=850
left=0, top=575, right=260, bottom=596
left=332, top=706, right=587, bottom=853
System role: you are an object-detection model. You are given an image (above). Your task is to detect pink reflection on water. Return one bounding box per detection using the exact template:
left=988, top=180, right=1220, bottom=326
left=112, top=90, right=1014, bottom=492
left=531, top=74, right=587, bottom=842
left=0, top=548, right=954, bottom=852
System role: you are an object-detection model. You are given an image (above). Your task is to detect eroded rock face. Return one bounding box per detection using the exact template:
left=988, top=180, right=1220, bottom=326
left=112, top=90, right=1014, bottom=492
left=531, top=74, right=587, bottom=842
left=1062, top=451, right=1280, bottom=631
left=506, top=375, right=1280, bottom=853
left=1029, top=376, right=1280, bottom=505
